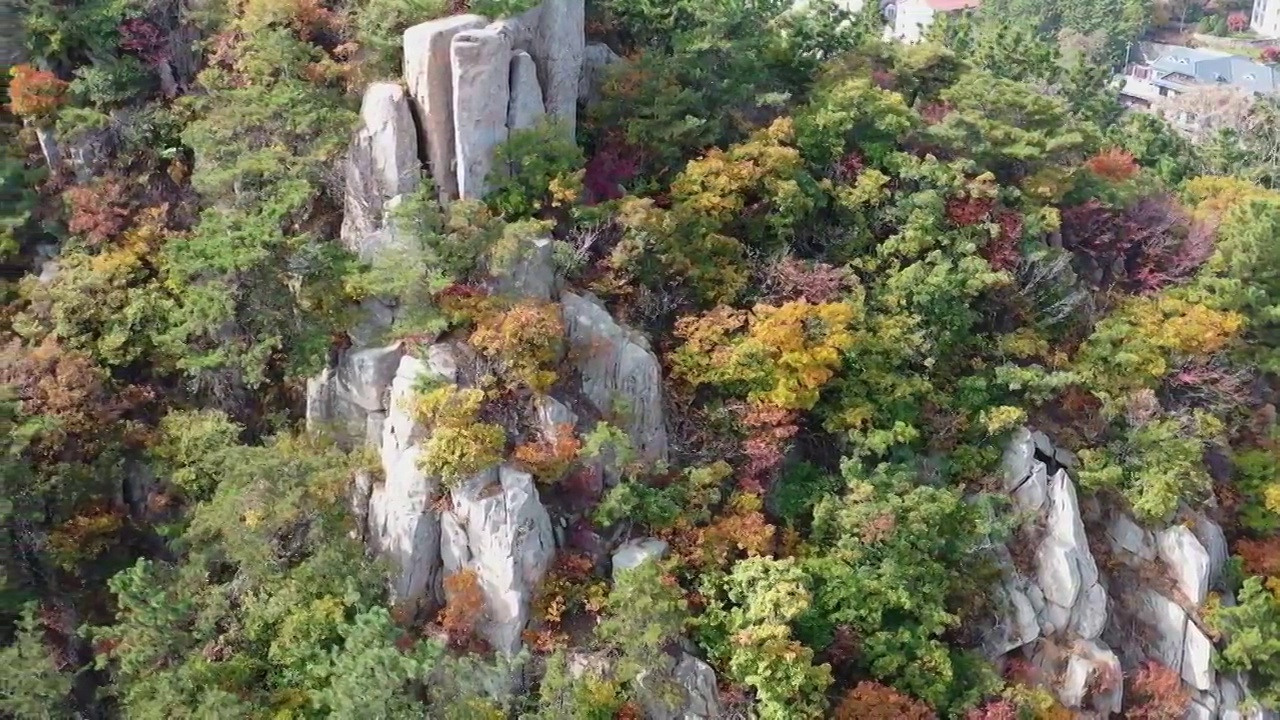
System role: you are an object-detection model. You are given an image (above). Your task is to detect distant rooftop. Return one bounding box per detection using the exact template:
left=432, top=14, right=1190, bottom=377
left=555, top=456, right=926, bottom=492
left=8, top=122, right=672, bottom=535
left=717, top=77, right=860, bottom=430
left=1147, top=43, right=1279, bottom=94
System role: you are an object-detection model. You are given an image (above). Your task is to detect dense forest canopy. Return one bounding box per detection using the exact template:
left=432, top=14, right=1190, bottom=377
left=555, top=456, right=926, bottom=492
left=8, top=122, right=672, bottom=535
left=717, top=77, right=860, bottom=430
left=3, top=0, right=1280, bottom=717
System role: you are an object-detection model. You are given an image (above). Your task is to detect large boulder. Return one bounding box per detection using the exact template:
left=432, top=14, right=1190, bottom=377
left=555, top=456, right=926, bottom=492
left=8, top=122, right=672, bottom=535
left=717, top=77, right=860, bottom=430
left=612, top=538, right=669, bottom=579
left=451, top=28, right=512, bottom=200
left=404, top=15, right=487, bottom=201
left=496, top=235, right=556, bottom=301
left=340, top=82, right=420, bottom=259
left=367, top=444, right=443, bottom=610
left=1036, top=469, right=1108, bottom=639
left=1041, top=638, right=1124, bottom=717
left=441, top=465, right=555, bottom=654
left=561, top=292, right=668, bottom=465
left=508, top=50, right=546, bottom=132
left=305, top=342, right=403, bottom=449
left=1157, top=524, right=1211, bottom=605
left=531, top=0, right=585, bottom=131
left=579, top=42, right=622, bottom=105
left=1136, top=589, right=1215, bottom=691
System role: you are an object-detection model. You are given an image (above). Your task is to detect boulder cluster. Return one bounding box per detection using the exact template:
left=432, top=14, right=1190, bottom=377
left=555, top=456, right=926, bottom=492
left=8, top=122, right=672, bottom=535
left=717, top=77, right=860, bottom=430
left=992, top=428, right=1272, bottom=719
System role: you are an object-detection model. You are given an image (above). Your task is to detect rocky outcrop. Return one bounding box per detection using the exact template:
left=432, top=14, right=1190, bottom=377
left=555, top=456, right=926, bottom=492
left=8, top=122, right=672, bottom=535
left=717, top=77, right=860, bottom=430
left=508, top=50, right=546, bottom=132
left=306, top=342, right=404, bottom=449
left=1137, top=589, right=1216, bottom=691
left=612, top=537, right=669, bottom=579
left=530, top=0, right=584, bottom=130
left=404, top=15, right=487, bottom=202
left=562, top=292, right=668, bottom=466
left=451, top=28, right=512, bottom=200
left=580, top=42, right=622, bottom=105
left=1158, top=524, right=1211, bottom=605
left=496, top=235, right=556, bottom=301
left=340, top=82, right=420, bottom=260
left=1038, top=638, right=1124, bottom=716
left=639, top=653, right=723, bottom=720
left=441, top=465, right=555, bottom=654
left=368, top=444, right=442, bottom=608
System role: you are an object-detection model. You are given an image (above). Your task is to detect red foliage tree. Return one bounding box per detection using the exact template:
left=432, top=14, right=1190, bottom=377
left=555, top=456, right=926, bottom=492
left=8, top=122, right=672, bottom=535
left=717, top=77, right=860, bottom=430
left=118, top=18, right=169, bottom=66
left=737, top=402, right=798, bottom=493
left=982, top=209, right=1022, bottom=272
left=1128, top=661, right=1191, bottom=720
left=584, top=133, right=641, bottom=204
left=64, top=178, right=136, bottom=246
left=1227, top=11, right=1249, bottom=32
left=1262, top=47, right=1280, bottom=64
left=1085, top=147, right=1140, bottom=183
left=8, top=65, right=68, bottom=121
left=966, top=700, right=1019, bottom=720
left=762, top=257, right=851, bottom=304
left=830, top=150, right=865, bottom=183
left=833, top=681, right=937, bottom=720
left=946, top=195, right=995, bottom=227
left=1060, top=194, right=1210, bottom=293
left=438, top=569, right=487, bottom=649
left=1236, top=537, right=1280, bottom=577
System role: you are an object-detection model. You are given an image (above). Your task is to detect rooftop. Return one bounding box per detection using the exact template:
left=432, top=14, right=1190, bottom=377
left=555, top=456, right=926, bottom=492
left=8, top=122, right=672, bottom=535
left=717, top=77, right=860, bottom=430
left=1148, top=44, right=1279, bottom=94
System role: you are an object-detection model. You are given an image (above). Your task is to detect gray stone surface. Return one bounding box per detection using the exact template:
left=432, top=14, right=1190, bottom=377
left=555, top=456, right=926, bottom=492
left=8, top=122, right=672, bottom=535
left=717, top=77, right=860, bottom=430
left=1158, top=524, right=1211, bottom=605
left=532, top=0, right=584, bottom=131
left=367, top=444, right=442, bottom=609
left=340, top=82, right=420, bottom=260
left=580, top=42, right=622, bottom=104
left=1036, top=469, right=1107, bottom=639
left=451, top=28, right=512, bottom=200
left=404, top=15, right=487, bottom=201
left=562, top=292, right=668, bottom=465
left=1107, top=511, right=1157, bottom=561
left=441, top=465, right=555, bottom=655
left=1052, top=639, right=1124, bottom=717
left=1137, top=589, right=1215, bottom=691
left=508, top=50, right=546, bottom=132
left=612, top=538, right=669, bottom=578
left=497, top=235, right=556, bottom=301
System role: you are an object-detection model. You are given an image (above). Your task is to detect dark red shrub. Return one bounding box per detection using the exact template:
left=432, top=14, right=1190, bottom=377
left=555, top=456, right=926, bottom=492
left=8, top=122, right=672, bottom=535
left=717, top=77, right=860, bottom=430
left=584, top=134, right=641, bottom=204
left=1227, top=11, right=1249, bottom=32
left=1060, top=194, right=1209, bottom=293
left=946, top=195, right=995, bottom=227
left=830, top=151, right=865, bottom=184
left=920, top=101, right=953, bottom=125
left=1128, top=660, right=1190, bottom=720
left=1085, top=147, right=1139, bottom=183
left=119, top=19, right=169, bottom=66
left=64, top=178, right=134, bottom=247
left=1236, top=537, right=1280, bottom=577
left=982, top=209, right=1022, bottom=272
left=762, top=257, right=851, bottom=303
left=1262, top=47, right=1280, bottom=64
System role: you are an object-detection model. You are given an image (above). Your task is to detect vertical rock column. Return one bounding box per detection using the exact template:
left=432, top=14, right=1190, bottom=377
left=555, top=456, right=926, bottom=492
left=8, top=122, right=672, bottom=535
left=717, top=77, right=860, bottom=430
left=532, top=0, right=585, bottom=132
left=340, top=82, right=420, bottom=260
left=404, top=15, right=487, bottom=202
left=451, top=28, right=513, bottom=200
left=508, top=50, right=546, bottom=132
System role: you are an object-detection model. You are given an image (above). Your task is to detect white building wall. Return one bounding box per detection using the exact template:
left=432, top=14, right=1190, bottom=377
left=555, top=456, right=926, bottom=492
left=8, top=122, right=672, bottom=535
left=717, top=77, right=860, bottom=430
left=892, top=0, right=937, bottom=43
left=1253, top=0, right=1280, bottom=37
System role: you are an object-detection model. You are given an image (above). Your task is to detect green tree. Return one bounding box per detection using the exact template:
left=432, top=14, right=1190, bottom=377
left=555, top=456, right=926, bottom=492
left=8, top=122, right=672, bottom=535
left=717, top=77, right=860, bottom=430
left=1209, top=576, right=1280, bottom=711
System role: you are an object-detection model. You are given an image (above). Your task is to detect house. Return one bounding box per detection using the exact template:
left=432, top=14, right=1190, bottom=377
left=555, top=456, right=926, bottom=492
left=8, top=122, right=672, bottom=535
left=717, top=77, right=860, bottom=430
left=1119, top=43, right=1279, bottom=108
left=886, top=0, right=981, bottom=43
left=1254, top=0, right=1280, bottom=38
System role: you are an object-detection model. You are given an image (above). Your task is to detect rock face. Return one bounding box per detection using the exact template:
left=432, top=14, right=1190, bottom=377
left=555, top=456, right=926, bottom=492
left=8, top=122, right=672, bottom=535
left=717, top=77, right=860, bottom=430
left=562, top=292, right=669, bottom=465
left=531, top=0, right=585, bottom=131
left=306, top=343, right=404, bottom=449
left=1158, top=524, right=1211, bottom=605
left=1037, top=467, right=1109, bottom=639
left=612, top=537, right=669, bottom=579
left=580, top=42, right=622, bottom=104
left=404, top=15, right=487, bottom=201
left=442, top=465, right=555, bottom=654
left=1137, top=589, right=1216, bottom=691
left=497, top=235, right=556, bottom=301
left=365, top=352, right=447, bottom=609
left=507, top=50, right=546, bottom=132
left=452, top=28, right=512, bottom=200
left=1041, top=638, right=1124, bottom=717
left=341, top=82, right=420, bottom=260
